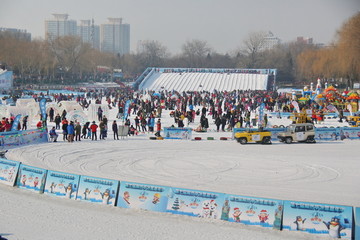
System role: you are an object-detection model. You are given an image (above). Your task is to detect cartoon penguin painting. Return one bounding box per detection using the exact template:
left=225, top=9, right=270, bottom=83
left=323, top=217, right=345, bottom=238
left=64, top=183, right=74, bottom=199
left=294, top=216, right=306, bottom=231
left=84, top=188, right=91, bottom=200
left=101, top=189, right=111, bottom=205
left=50, top=182, right=57, bottom=193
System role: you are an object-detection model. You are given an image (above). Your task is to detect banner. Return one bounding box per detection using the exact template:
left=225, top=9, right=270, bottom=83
left=16, top=164, right=47, bottom=193
left=123, top=100, right=131, bottom=120
left=116, top=181, right=170, bottom=212
left=291, top=101, right=300, bottom=113
left=163, top=127, right=192, bottom=140
left=356, top=207, right=360, bottom=240
left=0, top=128, right=49, bottom=151
left=43, top=170, right=80, bottom=200
left=0, top=158, right=20, bottom=186
left=258, top=103, right=265, bottom=127
left=283, top=200, right=353, bottom=239
left=76, top=175, right=119, bottom=206
left=339, top=127, right=360, bottom=140
left=39, top=98, right=47, bottom=121
left=315, top=127, right=339, bottom=141
left=10, top=114, right=21, bottom=131
left=166, top=187, right=226, bottom=219
left=224, top=194, right=283, bottom=230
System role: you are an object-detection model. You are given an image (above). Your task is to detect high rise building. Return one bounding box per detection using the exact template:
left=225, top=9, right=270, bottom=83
left=100, top=18, right=130, bottom=55
left=78, top=19, right=100, bottom=50
left=45, top=14, right=77, bottom=41
left=261, top=31, right=281, bottom=51
left=0, top=28, right=31, bottom=41
left=296, top=36, right=314, bottom=45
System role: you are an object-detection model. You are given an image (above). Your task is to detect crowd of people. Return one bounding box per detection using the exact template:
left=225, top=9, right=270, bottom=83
left=0, top=88, right=357, bottom=141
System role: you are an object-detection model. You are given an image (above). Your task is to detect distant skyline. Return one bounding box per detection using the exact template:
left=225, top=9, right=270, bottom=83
left=1, top=0, right=359, bottom=54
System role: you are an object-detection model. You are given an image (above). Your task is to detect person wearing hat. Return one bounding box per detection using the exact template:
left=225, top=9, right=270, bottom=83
left=90, top=121, right=98, bottom=140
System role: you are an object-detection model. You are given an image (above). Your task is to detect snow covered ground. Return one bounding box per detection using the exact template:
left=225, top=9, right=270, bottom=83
left=1, top=106, right=359, bottom=240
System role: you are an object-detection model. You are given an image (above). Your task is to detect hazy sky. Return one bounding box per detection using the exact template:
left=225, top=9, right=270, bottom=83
left=1, top=0, right=359, bottom=54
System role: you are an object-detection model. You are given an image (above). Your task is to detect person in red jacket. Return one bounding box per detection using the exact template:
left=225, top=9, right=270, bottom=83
left=90, top=121, right=98, bottom=140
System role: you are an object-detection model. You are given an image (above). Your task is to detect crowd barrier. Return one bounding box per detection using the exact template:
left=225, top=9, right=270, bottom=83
left=233, top=127, right=360, bottom=141
left=163, top=127, right=192, bottom=140
left=0, top=128, right=48, bottom=151
left=0, top=155, right=358, bottom=239
left=268, top=111, right=354, bottom=119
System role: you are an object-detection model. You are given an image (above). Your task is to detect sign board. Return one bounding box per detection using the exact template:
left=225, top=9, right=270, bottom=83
left=355, top=207, right=360, bottom=240
left=44, top=170, right=80, bottom=200
left=166, top=187, right=225, bottom=219
left=315, top=127, right=339, bottom=141
left=76, top=175, right=119, bottom=206
left=283, top=200, right=353, bottom=239
left=0, top=158, right=20, bottom=186
left=117, top=181, right=170, bottom=212
left=0, top=129, right=49, bottom=151
left=224, top=194, right=283, bottom=230
left=16, top=164, right=47, bottom=193
left=164, top=127, right=192, bottom=140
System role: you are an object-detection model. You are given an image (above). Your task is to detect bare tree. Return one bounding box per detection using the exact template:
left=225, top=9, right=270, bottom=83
left=181, top=39, right=212, bottom=67
left=240, top=31, right=267, bottom=68
left=137, top=40, right=169, bottom=68
left=48, top=36, right=91, bottom=82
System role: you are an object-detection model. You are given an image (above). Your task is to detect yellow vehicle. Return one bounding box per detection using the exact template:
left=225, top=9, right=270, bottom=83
left=234, top=129, right=272, bottom=145
left=347, top=116, right=360, bottom=127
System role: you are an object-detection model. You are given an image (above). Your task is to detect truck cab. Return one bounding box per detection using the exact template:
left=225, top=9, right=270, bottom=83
left=278, top=123, right=316, bottom=144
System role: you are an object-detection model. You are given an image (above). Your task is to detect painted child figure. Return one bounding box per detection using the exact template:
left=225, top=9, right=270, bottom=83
left=233, top=208, right=242, bottom=222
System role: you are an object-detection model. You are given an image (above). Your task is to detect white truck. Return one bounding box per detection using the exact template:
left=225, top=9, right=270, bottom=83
left=277, top=123, right=316, bottom=144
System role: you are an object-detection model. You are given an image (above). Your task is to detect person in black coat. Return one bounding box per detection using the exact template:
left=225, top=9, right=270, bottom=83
left=54, top=114, right=61, bottom=129
left=215, top=116, right=221, bottom=132
left=221, top=114, right=227, bottom=131
left=112, top=120, right=119, bottom=140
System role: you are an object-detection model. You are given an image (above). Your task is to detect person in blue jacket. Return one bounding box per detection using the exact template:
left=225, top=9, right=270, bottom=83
left=67, top=121, right=75, bottom=142
left=148, top=116, right=155, bottom=132
left=49, top=127, right=58, bottom=142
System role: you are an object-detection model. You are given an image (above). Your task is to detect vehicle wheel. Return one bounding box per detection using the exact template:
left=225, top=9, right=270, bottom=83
left=306, top=136, right=316, bottom=143
left=262, top=137, right=272, bottom=144
left=285, top=137, right=292, bottom=144
left=239, top=138, right=247, bottom=145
